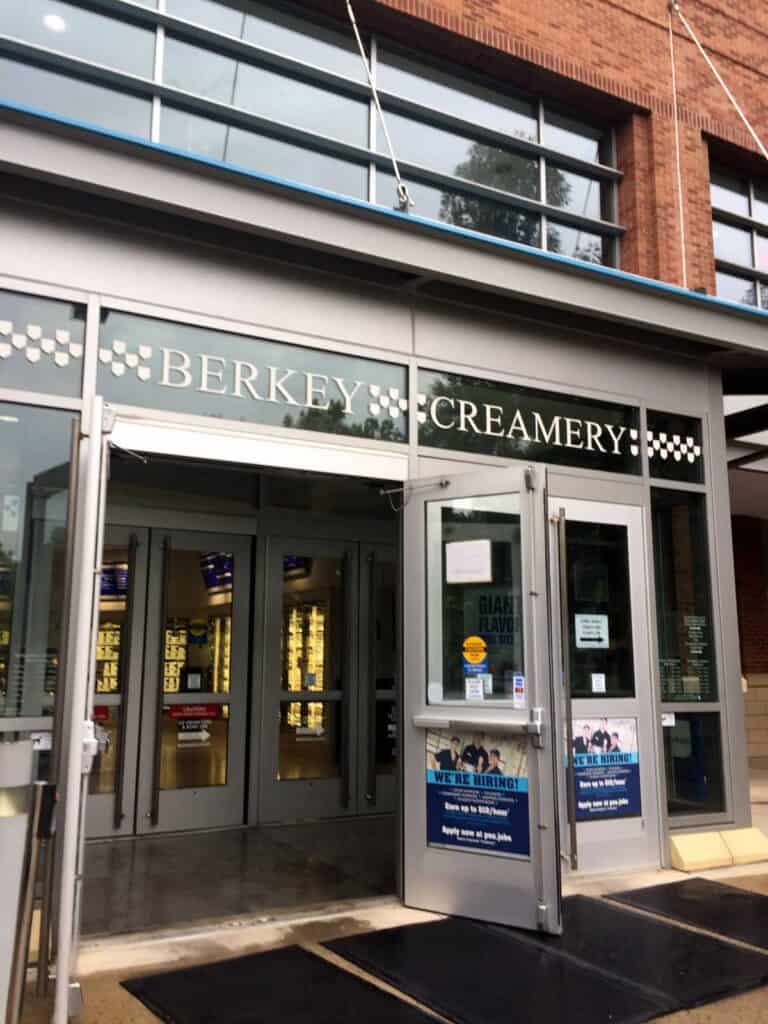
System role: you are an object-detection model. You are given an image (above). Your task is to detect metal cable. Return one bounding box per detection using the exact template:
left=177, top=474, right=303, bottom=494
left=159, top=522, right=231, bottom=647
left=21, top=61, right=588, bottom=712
left=345, top=0, right=414, bottom=211
left=668, top=8, right=688, bottom=288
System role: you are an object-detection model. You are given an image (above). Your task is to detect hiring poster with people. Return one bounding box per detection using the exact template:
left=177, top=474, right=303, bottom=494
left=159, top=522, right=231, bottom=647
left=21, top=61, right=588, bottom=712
left=572, top=716, right=641, bottom=821
left=425, top=729, right=530, bottom=858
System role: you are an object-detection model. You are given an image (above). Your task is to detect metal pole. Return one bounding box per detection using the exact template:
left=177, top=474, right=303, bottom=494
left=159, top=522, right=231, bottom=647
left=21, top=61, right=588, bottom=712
left=53, top=397, right=105, bottom=1024
left=557, top=510, right=578, bottom=871
left=6, top=781, right=45, bottom=1024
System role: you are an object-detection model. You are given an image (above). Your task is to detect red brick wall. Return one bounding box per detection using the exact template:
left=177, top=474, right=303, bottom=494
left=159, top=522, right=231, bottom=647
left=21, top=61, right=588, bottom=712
left=324, top=0, right=768, bottom=290
left=733, top=516, right=768, bottom=675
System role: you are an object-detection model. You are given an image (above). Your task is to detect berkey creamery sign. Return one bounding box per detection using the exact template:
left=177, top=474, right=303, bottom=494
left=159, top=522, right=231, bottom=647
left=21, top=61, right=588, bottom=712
left=417, top=369, right=641, bottom=474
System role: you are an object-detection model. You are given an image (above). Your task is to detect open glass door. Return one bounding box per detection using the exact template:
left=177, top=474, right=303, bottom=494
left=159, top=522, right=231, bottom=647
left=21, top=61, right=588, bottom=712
left=403, top=466, right=561, bottom=933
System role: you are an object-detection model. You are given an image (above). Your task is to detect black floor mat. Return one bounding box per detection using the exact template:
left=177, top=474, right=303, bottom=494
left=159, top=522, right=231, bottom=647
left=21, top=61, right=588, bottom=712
left=122, top=944, right=433, bottom=1024
left=611, top=877, right=768, bottom=951
left=327, top=914, right=674, bottom=1024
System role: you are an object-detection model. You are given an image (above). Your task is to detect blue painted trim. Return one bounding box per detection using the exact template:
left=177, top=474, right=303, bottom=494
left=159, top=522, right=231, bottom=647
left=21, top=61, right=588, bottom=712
left=2, top=98, right=768, bottom=326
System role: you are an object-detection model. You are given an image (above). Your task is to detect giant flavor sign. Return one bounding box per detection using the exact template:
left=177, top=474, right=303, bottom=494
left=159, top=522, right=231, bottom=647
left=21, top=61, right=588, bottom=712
left=418, top=370, right=641, bottom=473
left=97, top=310, right=408, bottom=442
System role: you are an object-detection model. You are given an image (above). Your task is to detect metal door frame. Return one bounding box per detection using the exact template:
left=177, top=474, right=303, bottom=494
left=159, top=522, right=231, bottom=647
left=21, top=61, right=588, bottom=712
left=548, top=495, right=662, bottom=874
left=134, top=528, right=251, bottom=834
left=402, top=465, right=562, bottom=933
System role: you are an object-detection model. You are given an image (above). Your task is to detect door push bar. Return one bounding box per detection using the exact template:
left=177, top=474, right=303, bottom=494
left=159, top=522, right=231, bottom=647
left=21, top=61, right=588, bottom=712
left=413, top=707, right=545, bottom=747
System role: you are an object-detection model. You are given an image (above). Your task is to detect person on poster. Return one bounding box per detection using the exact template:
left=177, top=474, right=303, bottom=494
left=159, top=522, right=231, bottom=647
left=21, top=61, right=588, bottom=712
left=608, top=731, right=622, bottom=753
left=431, top=735, right=461, bottom=770
left=573, top=723, right=592, bottom=755
left=460, top=733, right=488, bottom=773
left=591, top=718, right=611, bottom=753
left=485, top=748, right=505, bottom=775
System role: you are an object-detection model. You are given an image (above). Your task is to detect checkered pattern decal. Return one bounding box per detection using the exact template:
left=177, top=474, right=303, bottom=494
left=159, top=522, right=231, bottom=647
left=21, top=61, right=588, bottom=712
left=0, top=319, right=83, bottom=367
left=647, top=430, right=702, bottom=464
left=98, top=339, right=153, bottom=380
left=368, top=383, right=409, bottom=418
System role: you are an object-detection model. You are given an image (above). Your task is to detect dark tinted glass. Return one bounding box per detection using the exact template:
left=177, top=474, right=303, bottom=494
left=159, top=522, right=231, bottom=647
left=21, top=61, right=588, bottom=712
left=378, top=48, right=537, bottom=142
left=663, top=712, right=724, bottom=816
left=567, top=522, right=634, bottom=698
left=647, top=411, right=704, bottom=484
left=547, top=221, right=604, bottom=264
left=161, top=107, right=367, bottom=198
left=0, top=0, right=155, bottom=77
left=547, top=165, right=602, bottom=219
left=0, top=289, right=86, bottom=396
left=715, top=271, right=757, bottom=306
left=0, top=58, right=151, bottom=137
left=710, top=169, right=749, bottom=217
left=712, top=220, right=752, bottom=266
left=377, top=172, right=541, bottom=248
left=544, top=110, right=604, bottom=163
left=164, top=37, right=368, bottom=145
left=652, top=490, right=717, bottom=702
left=0, top=404, right=75, bottom=719
left=381, top=110, right=539, bottom=199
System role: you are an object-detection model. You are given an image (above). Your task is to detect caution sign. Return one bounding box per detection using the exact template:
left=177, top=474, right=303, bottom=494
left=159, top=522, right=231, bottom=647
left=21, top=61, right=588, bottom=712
left=462, top=635, right=488, bottom=676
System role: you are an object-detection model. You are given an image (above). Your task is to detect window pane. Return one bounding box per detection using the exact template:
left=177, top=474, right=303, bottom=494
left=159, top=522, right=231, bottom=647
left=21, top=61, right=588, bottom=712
left=544, top=110, right=603, bottom=163
left=161, top=107, right=367, bottom=198
left=547, top=221, right=604, bottom=264
left=567, top=522, right=634, bottom=698
left=97, top=545, right=132, bottom=695
left=753, top=182, right=768, bottom=226
left=715, top=271, right=757, bottom=306
left=90, top=706, right=120, bottom=795
left=664, top=712, right=724, bottom=816
left=0, top=0, right=155, bottom=77
left=378, top=172, right=541, bottom=248
left=712, top=220, right=752, bottom=266
left=710, top=169, right=749, bottom=217
left=166, top=0, right=245, bottom=36
left=547, top=165, right=602, bottom=219
left=0, top=289, right=85, bottom=396
left=651, top=489, right=717, bottom=702
left=755, top=234, right=768, bottom=273
left=0, top=58, right=151, bottom=137
left=164, top=37, right=368, bottom=146
left=160, top=704, right=229, bottom=788
left=378, top=48, right=537, bottom=142
left=282, top=555, right=345, bottom=694
left=279, top=700, right=340, bottom=779
left=376, top=699, right=397, bottom=775
left=426, top=494, right=524, bottom=703
left=647, top=411, right=704, bottom=484
left=381, top=110, right=539, bottom=199
left=0, top=404, right=75, bottom=719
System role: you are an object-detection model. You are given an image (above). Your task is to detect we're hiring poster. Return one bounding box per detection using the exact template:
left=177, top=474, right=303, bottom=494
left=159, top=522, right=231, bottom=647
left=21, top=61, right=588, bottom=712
left=572, top=717, right=641, bottom=821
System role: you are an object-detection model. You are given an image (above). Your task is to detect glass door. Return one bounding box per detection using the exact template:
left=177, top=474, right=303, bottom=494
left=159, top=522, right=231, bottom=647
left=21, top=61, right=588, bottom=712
left=550, top=497, right=660, bottom=873
left=402, top=467, right=562, bottom=933
left=86, top=526, right=148, bottom=838
left=259, top=537, right=357, bottom=822
left=135, top=529, right=250, bottom=834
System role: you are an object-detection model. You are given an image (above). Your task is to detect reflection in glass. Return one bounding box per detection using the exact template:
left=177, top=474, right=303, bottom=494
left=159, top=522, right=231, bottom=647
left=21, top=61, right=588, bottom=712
left=381, top=111, right=539, bottom=198
left=96, top=545, right=131, bottom=694
left=0, top=288, right=86, bottom=396
left=378, top=173, right=540, bottom=248
left=372, top=559, right=397, bottom=691
left=89, top=706, right=120, bottom=794
left=427, top=494, right=523, bottom=702
left=547, top=221, right=604, bottom=264
left=567, top=522, right=634, bottom=698
left=0, top=58, right=151, bottom=138
left=712, top=220, right=752, bottom=266
left=160, top=704, right=229, bottom=789
left=755, top=234, right=768, bottom=273
left=378, top=49, right=538, bottom=141
left=0, top=0, right=155, bottom=77
left=376, top=699, right=397, bottom=774
left=547, top=165, right=602, bottom=219
left=715, top=271, right=757, bottom=307
left=652, top=490, right=717, bottom=702
left=710, top=170, right=750, bottom=217
left=544, top=111, right=604, bottom=163
left=162, top=548, right=232, bottom=694
left=278, top=700, right=340, bottom=779
left=160, top=107, right=367, bottom=199
left=664, top=712, right=724, bottom=815
left=754, top=183, right=768, bottom=226
left=164, top=37, right=368, bottom=145
left=0, top=404, right=74, bottom=719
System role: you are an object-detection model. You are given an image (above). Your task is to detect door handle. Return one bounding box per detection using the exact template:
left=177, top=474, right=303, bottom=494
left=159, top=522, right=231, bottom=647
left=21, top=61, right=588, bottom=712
left=557, top=509, right=579, bottom=871
left=149, top=536, right=171, bottom=826
left=365, top=551, right=377, bottom=805
left=112, top=533, right=138, bottom=830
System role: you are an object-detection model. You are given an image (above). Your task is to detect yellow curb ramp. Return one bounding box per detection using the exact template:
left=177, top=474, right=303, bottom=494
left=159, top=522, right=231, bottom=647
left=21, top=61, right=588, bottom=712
left=670, top=826, right=768, bottom=871
left=720, top=827, right=768, bottom=866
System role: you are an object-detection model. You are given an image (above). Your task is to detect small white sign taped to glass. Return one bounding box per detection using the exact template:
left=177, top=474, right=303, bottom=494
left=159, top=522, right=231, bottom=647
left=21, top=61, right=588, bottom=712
left=445, top=538, right=492, bottom=584
left=575, top=613, right=609, bottom=649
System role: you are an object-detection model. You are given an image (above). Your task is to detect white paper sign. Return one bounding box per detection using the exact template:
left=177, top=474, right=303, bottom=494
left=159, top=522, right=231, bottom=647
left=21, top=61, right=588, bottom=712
left=661, top=712, right=676, bottom=727
left=476, top=672, right=493, bottom=696
left=464, top=677, right=485, bottom=701
left=575, top=613, right=609, bottom=649
left=446, top=539, right=492, bottom=584
left=591, top=673, right=606, bottom=693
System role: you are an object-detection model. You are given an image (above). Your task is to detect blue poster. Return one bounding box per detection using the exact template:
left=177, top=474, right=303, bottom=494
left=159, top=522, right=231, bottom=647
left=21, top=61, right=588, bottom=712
left=572, top=716, right=641, bottom=821
left=426, top=729, right=530, bottom=858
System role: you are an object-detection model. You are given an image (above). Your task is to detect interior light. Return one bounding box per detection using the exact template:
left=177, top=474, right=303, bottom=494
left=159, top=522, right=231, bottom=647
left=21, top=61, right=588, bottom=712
left=43, top=13, right=67, bottom=32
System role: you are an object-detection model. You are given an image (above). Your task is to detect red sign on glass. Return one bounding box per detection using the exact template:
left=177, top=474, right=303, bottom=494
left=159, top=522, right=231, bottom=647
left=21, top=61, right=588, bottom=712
left=92, top=706, right=110, bottom=722
left=165, top=704, right=222, bottom=720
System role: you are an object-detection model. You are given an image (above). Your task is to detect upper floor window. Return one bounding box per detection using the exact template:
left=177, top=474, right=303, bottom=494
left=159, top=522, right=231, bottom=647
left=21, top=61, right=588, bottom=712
left=0, top=0, right=621, bottom=266
left=711, top=168, right=768, bottom=308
